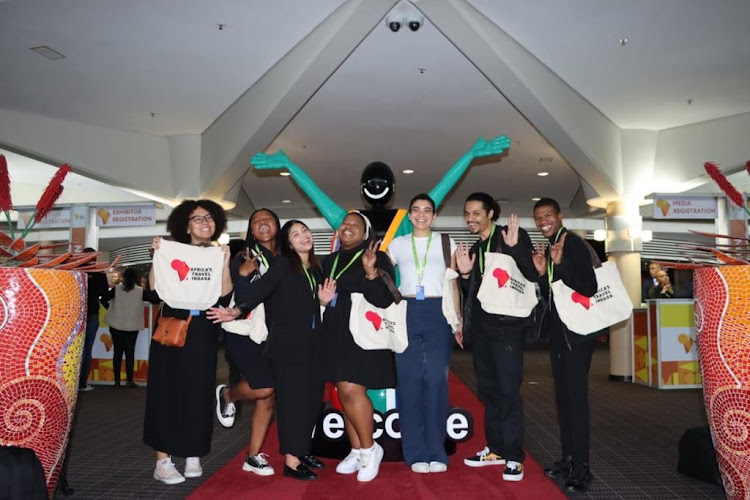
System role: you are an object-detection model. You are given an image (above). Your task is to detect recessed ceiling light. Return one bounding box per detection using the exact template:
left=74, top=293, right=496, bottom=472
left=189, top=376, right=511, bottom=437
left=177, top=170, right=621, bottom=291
left=30, top=46, right=66, bottom=60
left=279, top=172, right=290, bottom=177
left=402, top=169, right=415, bottom=174
left=281, top=199, right=291, bottom=204
left=531, top=197, right=541, bottom=201
left=537, top=172, right=549, bottom=177
left=619, top=37, right=628, bottom=46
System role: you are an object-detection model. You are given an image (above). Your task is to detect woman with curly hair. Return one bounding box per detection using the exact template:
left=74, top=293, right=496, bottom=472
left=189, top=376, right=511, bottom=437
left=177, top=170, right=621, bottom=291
left=144, top=199, right=233, bottom=485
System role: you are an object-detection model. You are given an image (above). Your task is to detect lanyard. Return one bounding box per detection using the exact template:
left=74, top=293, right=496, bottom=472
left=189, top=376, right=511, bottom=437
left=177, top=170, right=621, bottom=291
left=302, top=265, right=316, bottom=298
left=547, top=226, right=565, bottom=288
left=254, top=244, right=269, bottom=270
left=478, top=224, right=496, bottom=276
left=411, top=232, right=433, bottom=285
left=329, top=250, right=364, bottom=280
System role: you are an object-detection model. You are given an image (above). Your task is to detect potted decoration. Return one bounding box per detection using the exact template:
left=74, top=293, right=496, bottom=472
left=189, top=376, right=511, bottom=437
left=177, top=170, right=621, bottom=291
left=661, top=161, right=750, bottom=500
left=0, top=155, right=119, bottom=497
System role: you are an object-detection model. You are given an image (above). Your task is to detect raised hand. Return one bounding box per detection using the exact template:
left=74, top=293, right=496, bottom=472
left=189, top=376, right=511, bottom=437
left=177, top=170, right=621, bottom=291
left=501, top=213, right=520, bottom=247
left=550, top=232, right=567, bottom=266
left=469, top=135, right=512, bottom=159
left=532, top=242, right=547, bottom=276
left=206, top=306, right=241, bottom=324
left=151, top=237, right=161, bottom=252
left=362, top=240, right=379, bottom=276
left=318, top=278, right=337, bottom=306
left=238, top=247, right=259, bottom=277
left=455, top=243, right=476, bottom=275
left=251, top=149, right=293, bottom=171
left=220, top=245, right=230, bottom=267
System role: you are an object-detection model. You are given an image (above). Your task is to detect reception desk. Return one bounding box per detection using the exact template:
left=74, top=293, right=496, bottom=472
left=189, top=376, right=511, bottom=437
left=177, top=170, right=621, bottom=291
left=632, top=299, right=701, bottom=389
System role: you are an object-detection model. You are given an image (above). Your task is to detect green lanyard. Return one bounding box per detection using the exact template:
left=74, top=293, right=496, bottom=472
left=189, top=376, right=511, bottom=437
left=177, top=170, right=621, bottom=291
left=478, top=224, right=496, bottom=276
left=302, top=265, right=316, bottom=298
left=547, top=227, right=565, bottom=288
left=411, top=232, right=433, bottom=285
left=254, top=244, right=269, bottom=270
left=329, top=250, right=364, bottom=280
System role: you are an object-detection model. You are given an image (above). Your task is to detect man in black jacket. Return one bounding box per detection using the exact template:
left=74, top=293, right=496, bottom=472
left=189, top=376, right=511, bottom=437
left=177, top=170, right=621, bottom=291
left=531, top=198, right=598, bottom=492
left=456, top=192, right=537, bottom=482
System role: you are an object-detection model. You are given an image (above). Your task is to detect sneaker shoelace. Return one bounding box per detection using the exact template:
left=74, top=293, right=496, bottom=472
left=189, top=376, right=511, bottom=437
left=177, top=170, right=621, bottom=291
left=507, top=462, right=521, bottom=472
left=223, top=400, right=236, bottom=417
left=252, top=453, right=269, bottom=466
left=360, top=450, right=372, bottom=468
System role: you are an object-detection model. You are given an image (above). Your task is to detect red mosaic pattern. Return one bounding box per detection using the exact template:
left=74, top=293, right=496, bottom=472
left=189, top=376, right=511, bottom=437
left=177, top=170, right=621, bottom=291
left=0, top=268, right=86, bottom=497
left=694, top=266, right=750, bottom=500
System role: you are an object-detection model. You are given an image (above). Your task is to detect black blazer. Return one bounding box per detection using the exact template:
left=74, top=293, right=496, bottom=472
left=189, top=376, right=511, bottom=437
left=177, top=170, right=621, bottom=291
left=234, top=255, right=321, bottom=362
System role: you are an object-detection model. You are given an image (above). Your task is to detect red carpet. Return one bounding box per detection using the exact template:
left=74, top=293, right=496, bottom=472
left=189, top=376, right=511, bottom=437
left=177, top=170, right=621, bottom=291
left=189, top=373, right=566, bottom=500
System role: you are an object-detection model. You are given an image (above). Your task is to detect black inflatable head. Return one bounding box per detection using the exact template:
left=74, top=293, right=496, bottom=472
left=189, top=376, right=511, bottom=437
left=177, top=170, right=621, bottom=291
left=361, top=161, right=395, bottom=208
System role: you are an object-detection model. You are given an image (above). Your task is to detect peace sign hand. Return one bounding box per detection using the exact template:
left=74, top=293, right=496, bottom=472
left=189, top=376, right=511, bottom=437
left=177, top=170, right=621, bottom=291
left=362, top=240, right=379, bottom=276
left=532, top=242, right=547, bottom=276
left=550, top=232, right=567, bottom=266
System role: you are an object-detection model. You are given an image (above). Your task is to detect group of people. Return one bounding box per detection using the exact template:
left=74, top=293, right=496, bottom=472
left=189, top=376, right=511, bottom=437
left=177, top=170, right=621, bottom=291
left=134, top=188, right=600, bottom=494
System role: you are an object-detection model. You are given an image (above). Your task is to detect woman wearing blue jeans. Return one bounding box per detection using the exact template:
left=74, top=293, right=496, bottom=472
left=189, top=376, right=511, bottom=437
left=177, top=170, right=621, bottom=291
left=386, top=194, right=462, bottom=473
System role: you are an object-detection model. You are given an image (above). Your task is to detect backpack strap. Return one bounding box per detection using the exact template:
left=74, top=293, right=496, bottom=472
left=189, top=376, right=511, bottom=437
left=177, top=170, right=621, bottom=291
left=441, top=233, right=451, bottom=268
left=564, top=230, right=602, bottom=268
left=376, top=270, right=403, bottom=304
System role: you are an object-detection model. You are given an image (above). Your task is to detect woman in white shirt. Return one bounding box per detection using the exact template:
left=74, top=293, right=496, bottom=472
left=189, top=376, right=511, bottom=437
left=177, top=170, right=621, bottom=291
left=386, top=194, right=462, bottom=473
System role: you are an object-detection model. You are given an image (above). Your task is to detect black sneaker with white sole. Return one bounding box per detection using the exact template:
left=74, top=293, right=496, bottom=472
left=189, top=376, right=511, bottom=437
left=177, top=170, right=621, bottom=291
left=215, top=384, right=236, bottom=428
left=502, top=461, right=524, bottom=481
left=242, top=453, right=275, bottom=476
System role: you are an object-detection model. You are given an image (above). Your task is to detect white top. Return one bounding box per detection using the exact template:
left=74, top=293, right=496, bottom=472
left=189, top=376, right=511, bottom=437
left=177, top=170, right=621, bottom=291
left=387, top=232, right=457, bottom=297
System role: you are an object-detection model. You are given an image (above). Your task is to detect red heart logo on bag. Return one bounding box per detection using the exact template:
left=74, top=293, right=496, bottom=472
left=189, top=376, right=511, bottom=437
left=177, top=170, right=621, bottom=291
left=493, top=267, right=510, bottom=287
left=365, top=311, right=382, bottom=331
left=171, top=259, right=191, bottom=281
left=571, top=292, right=591, bottom=310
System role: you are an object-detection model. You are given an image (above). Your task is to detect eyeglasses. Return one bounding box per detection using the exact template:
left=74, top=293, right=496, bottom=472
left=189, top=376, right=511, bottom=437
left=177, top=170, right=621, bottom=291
left=189, top=214, right=215, bottom=224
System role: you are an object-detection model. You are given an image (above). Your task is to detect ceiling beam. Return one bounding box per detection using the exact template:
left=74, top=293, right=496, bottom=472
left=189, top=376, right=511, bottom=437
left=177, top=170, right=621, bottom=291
left=417, top=0, right=622, bottom=201
left=199, top=0, right=398, bottom=201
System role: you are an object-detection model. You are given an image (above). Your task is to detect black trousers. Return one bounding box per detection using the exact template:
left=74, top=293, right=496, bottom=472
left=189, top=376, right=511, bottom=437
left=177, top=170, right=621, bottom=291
left=271, top=358, right=323, bottom=457
left=547, top=310, right=596, bottom=465
left=110, top=328, right=138, bottom=385
left=471, top=307, right=526, bottom=463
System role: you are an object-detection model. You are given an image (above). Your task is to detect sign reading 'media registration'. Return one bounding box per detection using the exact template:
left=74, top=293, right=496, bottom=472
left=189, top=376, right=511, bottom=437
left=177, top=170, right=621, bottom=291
left=653, top=195, right=717, bottom=219
left=95, top=204, right=156, bottom=226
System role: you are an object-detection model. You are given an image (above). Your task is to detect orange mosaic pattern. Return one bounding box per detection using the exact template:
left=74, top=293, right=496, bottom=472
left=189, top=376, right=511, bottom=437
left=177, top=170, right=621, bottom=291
left=694, top=266, right=750, bottom=500
left=0, top=268, right=86, bottom=497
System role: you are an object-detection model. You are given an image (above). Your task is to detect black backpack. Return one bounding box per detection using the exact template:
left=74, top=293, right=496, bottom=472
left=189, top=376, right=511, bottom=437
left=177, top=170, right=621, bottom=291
left=0, top=446, right=48, bottom=500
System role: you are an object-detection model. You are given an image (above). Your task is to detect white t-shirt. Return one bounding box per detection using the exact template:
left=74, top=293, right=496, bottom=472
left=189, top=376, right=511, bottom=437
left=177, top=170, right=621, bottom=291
left=387, top=232, right=457, bottom=297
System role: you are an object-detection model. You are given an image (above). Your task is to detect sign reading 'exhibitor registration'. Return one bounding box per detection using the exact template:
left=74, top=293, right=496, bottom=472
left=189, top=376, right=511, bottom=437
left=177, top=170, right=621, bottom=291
left=653, top=195, right=717, bottom=219
left=95, top=205, right=156, bottom=226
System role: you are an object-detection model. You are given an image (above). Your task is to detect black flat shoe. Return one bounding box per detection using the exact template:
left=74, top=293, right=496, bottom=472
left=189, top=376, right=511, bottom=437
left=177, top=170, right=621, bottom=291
left=300, top=455, right=325, bottom=469
left=283, top=464, right=317, bottom=481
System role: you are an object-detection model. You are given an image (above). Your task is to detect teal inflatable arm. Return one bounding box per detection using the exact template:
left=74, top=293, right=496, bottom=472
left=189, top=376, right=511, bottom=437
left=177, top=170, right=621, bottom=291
left=251, top=149, right=346, bottom=229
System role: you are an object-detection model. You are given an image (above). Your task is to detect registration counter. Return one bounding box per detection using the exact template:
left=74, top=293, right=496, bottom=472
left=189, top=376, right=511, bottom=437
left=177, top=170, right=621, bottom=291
left=632, top=299, right=701, bottom=389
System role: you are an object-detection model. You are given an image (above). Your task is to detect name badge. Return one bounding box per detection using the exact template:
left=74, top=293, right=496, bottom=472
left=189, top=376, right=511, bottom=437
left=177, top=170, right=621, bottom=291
left=416, top=285, right=425, bottom=301
left=329, top=292, right=338, bottom=308
left=189, top=309, right=201, bottom=316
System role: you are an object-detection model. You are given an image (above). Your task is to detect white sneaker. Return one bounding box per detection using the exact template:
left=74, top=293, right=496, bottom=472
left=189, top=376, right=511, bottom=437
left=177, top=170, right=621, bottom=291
left=153, top=458, right=186, bottom=485
left=184, top=456, right=203, bottom=478
left=215, top=385, right=236, bottom=428
left=429, top=461, right=448, bottom=473
left=411, top=462, right=430, bottom=473
left=336, top=449, right=361, bottom=474
left=463, top=446, right=506, bottom=467
left=357, top=443, right=384, bottom=482
left=503, top=461, right=524, bottom=481
left=242, top=453, right=275, bottom=476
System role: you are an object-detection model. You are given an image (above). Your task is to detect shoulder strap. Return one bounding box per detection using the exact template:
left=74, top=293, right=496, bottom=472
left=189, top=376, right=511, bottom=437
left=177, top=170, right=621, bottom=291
left=441, top=233, right=451, bottom=268
left=565, top=231, right=602, bottom=268
left=376, top=270, right=403, bottom=304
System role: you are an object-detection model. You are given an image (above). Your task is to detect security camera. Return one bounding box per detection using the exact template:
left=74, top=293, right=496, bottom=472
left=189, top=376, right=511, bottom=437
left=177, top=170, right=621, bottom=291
left=386, top=13, right=404, bottom=32
left=406, top=13, right=423, bottom=32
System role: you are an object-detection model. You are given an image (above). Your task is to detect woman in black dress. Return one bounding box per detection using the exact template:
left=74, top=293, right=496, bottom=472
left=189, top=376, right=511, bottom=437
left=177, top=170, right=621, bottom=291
left=209, top=220, right=337, bottom=480
left=213, top=209, right=280, bottom=477
left=144, top=200, right=233, bottom=485
left=321, top=212, right=397, bottom=482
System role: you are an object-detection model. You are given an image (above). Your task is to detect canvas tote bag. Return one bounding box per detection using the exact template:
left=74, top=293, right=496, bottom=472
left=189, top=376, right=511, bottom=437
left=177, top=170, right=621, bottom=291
left=551, top=235, right=632, bottom=334
left=220, top=298, right=268, bottom=344
left=153, top=239, right=224, bottom=310
left=438, top=233, right=461, bottom=332
left=477, top=252, right=538, bottom=317
left=349, top=271, right=408, bottom=353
